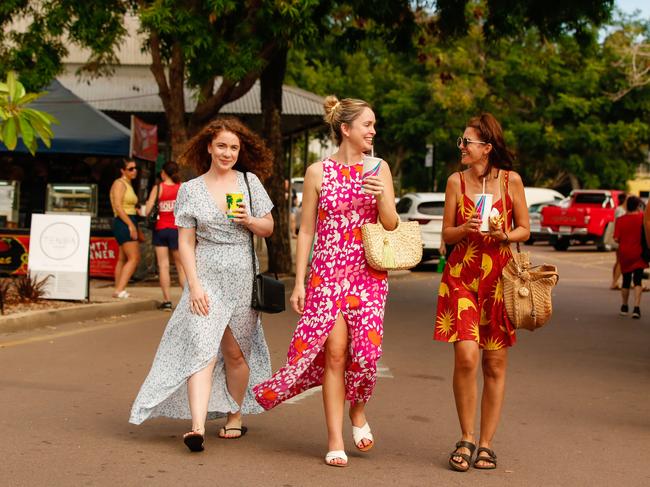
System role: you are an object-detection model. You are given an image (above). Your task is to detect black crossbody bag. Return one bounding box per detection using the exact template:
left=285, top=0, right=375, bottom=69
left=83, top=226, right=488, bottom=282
left=244, top=173, right=286, bottom=314
left=146, top=184, right=160, bottom=230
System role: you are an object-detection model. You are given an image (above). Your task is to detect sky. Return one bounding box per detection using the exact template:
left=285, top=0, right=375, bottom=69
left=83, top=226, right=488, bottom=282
left=616, top=0, right=650, bottom=19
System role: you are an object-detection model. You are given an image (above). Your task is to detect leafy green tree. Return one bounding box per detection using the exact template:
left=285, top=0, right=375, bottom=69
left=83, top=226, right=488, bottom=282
left=0, top=71, right=58, bottom=155
left=288, top=2, right=650, bottom=192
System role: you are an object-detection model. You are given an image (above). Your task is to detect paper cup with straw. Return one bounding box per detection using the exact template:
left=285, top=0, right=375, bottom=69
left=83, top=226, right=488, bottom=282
left=473, top=177, right=493, bottom=232
left=362, top=147, right=382, bottom=181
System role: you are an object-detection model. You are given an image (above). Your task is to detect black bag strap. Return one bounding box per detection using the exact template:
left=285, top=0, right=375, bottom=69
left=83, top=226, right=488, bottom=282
left=243, top=172, right=258, bottom=276
left=243, top=172, right=279, bottom=279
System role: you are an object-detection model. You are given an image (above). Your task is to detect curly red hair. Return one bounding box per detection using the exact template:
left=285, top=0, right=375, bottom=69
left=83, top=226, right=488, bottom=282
left=179, top=117, right=273, bottom=181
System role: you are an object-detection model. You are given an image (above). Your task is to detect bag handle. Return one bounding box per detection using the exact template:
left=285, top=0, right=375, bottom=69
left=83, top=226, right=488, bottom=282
left=500, top=170, right=520, bottom=253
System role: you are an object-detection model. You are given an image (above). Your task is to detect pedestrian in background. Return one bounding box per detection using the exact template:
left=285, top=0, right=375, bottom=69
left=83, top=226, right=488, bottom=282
left=109, top=158, right=141, bottom=298
left=254, top=96, right=399, bottom=467
left=614, top=195, right=647, bottom=319
left=129, top=117, right=274, bottom=453
left=609, top=192, right=627, bottom=290
left=144, top=161, right=187, bottom=310
left=435, top=113, right=529, bottom=472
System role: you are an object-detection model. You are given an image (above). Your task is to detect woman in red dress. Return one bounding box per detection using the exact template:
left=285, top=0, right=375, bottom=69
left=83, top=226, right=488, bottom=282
left=614, top=195, right=647, bottom=319
left=435, top=113, right=529, bottom=472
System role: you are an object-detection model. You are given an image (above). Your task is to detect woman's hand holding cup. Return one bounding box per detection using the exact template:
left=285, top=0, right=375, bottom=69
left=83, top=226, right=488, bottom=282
left=362, top=175, right=384, bottom=199
left=462, top=211, right=482, bottom=235
left=232, top=202, right=253, bottom=227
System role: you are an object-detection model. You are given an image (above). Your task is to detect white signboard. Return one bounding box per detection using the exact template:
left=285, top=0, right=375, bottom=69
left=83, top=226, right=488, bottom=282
left=28, top=214, right=91, bottom=300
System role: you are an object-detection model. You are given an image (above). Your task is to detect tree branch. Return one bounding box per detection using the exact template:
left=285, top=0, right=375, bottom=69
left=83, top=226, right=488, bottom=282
left=148, top=30, right=171, bottom=113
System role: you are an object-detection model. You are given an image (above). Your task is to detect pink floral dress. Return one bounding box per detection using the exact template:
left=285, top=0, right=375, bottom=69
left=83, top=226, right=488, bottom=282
left=253, top=157, right=389, bottom=409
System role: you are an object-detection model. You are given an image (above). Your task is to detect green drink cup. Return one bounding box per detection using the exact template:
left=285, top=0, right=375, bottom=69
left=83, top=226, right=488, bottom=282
left=226, top=192, right=244, bottom=219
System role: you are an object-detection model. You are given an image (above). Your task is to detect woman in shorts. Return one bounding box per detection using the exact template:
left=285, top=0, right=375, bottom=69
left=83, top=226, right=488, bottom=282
left=109, top=159, right=141, bottom=298
left=145, top=161, right=187, bottom=310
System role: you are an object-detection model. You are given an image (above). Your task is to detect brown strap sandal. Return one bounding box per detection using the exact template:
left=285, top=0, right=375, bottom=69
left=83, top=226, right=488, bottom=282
left=449, top=440, right=476, bottom=472
left=473, top=447, right=497, bottom=469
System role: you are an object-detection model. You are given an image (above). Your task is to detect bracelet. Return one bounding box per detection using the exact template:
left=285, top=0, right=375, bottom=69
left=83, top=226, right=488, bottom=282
left=503, top=232, right=510, bottom=244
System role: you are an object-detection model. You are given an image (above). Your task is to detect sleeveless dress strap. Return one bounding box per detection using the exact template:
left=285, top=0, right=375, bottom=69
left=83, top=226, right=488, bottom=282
left=459, top=171, right=466, bottom=194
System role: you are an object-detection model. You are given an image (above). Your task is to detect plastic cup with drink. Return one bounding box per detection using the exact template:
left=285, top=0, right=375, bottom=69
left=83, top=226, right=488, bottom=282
left=362, top=148, right=382, bottom=194
left=226, top=192, right=244, bottom=219
left=473, top=178, right=493, bottom=232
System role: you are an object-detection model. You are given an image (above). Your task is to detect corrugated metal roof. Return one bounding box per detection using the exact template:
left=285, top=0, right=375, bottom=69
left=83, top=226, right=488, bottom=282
left=57, top=65, right=324, bottom=116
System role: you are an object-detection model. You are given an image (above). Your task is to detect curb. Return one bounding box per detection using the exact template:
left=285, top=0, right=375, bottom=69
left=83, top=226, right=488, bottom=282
left=0, top=299, right=159, bottom=334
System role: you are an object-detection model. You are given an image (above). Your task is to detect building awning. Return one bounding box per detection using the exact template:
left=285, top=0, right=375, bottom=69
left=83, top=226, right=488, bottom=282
left=57, top=65, right=325, bottom=116
left=0, top=80, right=131, bottom=156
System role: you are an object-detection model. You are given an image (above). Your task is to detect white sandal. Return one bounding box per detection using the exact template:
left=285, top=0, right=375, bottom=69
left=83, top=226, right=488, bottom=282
left=352, top=423, right=374, bottom=452
left=325, top=450, right=348, bottom=467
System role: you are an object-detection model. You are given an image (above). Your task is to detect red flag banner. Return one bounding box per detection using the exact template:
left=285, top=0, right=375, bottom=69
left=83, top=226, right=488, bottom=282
left=130, top=115, right=159, bottom=161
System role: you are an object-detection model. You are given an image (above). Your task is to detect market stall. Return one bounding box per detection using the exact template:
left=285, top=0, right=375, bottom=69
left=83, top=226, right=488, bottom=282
left=0, top=81, right=134, bottom=278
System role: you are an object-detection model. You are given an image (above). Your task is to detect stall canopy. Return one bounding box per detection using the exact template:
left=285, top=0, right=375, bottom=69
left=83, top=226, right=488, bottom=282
left=0, top=80, right=130, bottom=156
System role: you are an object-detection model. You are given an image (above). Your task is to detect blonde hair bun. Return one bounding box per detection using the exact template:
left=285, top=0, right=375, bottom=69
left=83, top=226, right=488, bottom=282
left=323, top=95, right=340, bottom=124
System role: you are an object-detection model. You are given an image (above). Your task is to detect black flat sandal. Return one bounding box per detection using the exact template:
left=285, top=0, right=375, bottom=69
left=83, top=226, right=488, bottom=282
left=218, top=426, right=248, bottom=439
left=449, top=440, right=476, bottom=472
left=473, top=447, right=497, bottom=470
left=183, top=431, right=205, bottom=452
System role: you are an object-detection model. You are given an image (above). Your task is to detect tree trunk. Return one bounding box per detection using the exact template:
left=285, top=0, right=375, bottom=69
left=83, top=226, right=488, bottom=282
left=261, top=46, right=291, bottom=274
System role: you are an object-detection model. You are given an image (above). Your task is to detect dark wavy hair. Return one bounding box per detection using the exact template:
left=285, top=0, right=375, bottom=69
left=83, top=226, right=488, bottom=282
left=626, top=195, right=642, bottom=212
left=162, top=161, right=181, bottom=183
left=179, top=117, right=273, bottom=181
left=467, top=113, right=515, bottom=178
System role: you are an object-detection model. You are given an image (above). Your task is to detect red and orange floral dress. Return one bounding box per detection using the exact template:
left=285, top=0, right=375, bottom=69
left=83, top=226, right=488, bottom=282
left=254, top=157, right=388, bottom=409
left=434, top=171, right=516, bottom=350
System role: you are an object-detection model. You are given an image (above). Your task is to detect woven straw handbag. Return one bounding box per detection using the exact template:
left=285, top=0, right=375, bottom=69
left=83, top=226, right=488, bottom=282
left=499, top=172, right=559, bottom=331
left=361, top=219, right=423, bottom=271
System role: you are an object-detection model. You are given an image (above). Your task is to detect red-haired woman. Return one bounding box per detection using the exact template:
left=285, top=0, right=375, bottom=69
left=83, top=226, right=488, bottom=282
left=130, top=117, right=274, bottom=453
left=435, top=113, right=529, bottom=471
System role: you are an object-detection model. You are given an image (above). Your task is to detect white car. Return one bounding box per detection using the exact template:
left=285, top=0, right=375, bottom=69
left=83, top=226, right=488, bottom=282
left=397, top=192, right=446, bottom=260
left=524, top=187, right=564, bottom=207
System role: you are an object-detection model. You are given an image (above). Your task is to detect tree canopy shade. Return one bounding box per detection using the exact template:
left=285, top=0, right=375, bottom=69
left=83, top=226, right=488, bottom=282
left=287, top=4, right=649, bottom=192
left=0, top=80, right=130, bottom=156
left=435, top=0, right=615, bottom=39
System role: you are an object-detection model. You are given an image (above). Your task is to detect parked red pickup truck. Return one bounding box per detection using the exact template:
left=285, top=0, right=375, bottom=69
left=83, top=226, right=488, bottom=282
left=540, top=189, right=624, bottom=251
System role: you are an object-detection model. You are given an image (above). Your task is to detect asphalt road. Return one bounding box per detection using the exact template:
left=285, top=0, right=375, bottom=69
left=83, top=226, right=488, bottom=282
left=1, top=245, right=648, bottom=487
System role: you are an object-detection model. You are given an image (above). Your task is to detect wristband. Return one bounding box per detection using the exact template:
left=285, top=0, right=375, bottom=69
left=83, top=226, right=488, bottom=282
left=503, top=232, right=510, bottom=244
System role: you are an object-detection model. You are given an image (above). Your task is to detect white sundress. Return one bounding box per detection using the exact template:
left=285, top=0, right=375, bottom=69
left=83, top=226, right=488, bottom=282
left=129, top=171, right=274, bottom=424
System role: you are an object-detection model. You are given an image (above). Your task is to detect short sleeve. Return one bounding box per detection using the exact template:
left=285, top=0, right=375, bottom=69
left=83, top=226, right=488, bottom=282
left=246, top=173, right=274, bottom=218
left=174, top=182, right=196, bottom=228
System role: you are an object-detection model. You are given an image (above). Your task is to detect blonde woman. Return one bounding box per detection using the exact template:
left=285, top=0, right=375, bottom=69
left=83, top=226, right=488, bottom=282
left=254, top=96, right=399, bottom=467
left=109, top=159, right=141, bottom=298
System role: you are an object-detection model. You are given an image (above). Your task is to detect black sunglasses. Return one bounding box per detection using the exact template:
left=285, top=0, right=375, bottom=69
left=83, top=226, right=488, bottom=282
left=457, top=136, right=488, bottom=148
left=125, top=166, right=138, bottom=172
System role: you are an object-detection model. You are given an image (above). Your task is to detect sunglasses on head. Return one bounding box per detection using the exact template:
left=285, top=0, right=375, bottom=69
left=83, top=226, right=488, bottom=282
left=457, top=136, right=488, bottom=148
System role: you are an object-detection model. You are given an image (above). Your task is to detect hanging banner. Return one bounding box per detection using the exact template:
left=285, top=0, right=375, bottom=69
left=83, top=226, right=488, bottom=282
left=28, top=214, right=91, bottom=300
left=130, top=115, right=159, bottom=162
